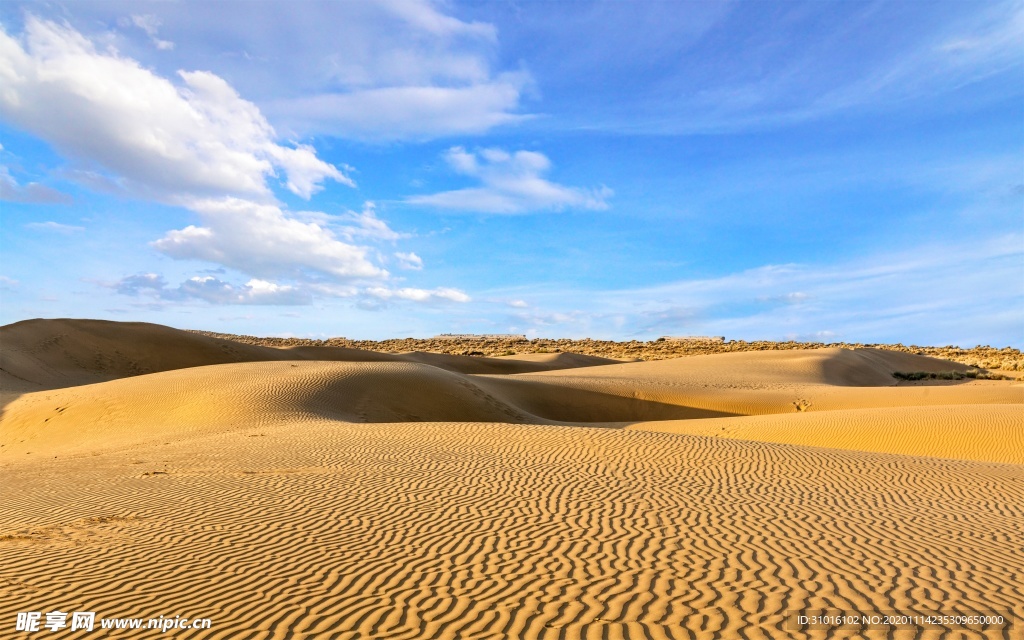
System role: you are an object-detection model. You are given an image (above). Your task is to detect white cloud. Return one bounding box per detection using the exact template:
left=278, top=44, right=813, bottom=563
left=756, top=291, right=813, bottom=305
left=114, top=272, right=165, bottom=295
left=394, top=251, right=424, bottom=270
left=114, top=272, right=312, bottom=305
left=0, top=166, right=72, bottom=204
left=0, top=12, right=484, bottom=308
left=292, top=203, right=408, bottom=242
left=406, top=147, right=612, bottom=213
left=366, top=286, right=470, bottom=303
left=0, top=275, right=18, bottom=290
left=336, top=203, right=409, bottom=241
left=507, top=299, right=529, bottom=308
left=502, top=234, right=1023, bottom=346
left=126, top=14, right=174, bottom=50
left=153, top=197, right=387, bottom=281
left=811, top=4, right=1024, bottom=116
left=271, top=76, right=530, bottom=141
left=379, top=0, right=496, bottom=40
left=0, top=17, right=350, bottom=201
left=308, top=282, right=360, bottom=299
left=529, top=2, right=1023, bottom=135
left=128, top=0, right=528, bottom=140
left=34, top=1, right=527, bottom=141
left=24, top=221, right=83, bottom=233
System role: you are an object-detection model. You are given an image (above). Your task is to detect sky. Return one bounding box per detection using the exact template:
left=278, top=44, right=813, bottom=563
left=0, top=0, right=1021, bottom=345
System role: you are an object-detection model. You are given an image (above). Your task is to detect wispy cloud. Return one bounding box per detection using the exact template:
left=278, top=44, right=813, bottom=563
left=483, top=234, right=1024, bottom=346
left=24, top=221, right=84, bottom=234
left=808, top=2, right=1024, bottom=115
left=114, top=273, right=312, bottom=306
left=91, top=0, right=530, bottom=140
left=122, top=14, right=174, bottom=51
left=242, top=0, right=529, bottom=141
left=335, top=203, right=410, bottom=242
left=365, top=286, right=470, bottom=304
left=0, top=166, right=72, bottom=204
left=273, top=75, right=531, bottom=141
left=394, top=252, right=424, bottom=271
left=550, top=1, right=1024, bottom=134
left=407, top=147, right=612, bottom=213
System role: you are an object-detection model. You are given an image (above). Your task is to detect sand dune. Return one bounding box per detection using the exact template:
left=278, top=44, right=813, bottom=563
left=497, top=348, right=1022, bottom=430
left=2, top=319, right=1021, bottom=638
left=0, top=319, right=622, bottom=400
left=629, top=404, right=1024, bottom=464
left=519, top=346, right=978, bottom=387
left=2, top=422, right=1021, bottom=639
left=6, top=350, right=1017, bottom=462
left=3, top=320, right=1019, bottom=464
left=1, top=361, right=542, bottom=458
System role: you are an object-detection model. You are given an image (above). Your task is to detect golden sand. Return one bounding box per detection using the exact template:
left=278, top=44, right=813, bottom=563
left=2, top=319, right=1021, bottom=639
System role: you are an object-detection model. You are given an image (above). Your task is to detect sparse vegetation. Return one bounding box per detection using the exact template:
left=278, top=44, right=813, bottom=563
left=893, top=370, right=1013, bottom=381
left=188, top=330, right=1023, bottom=372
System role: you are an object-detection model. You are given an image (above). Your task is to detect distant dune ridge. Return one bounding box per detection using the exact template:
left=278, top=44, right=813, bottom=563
left=1, top=318, right=1021, bottom=639
left=192, top=326, right=1024, bottom=371
left=0, top=319, right=620, bottom=394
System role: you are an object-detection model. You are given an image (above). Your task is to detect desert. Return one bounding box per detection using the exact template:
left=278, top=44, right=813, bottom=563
left=2, top=318, right=1021, bottom=639
left=3, top=2, right=1022, bottom=638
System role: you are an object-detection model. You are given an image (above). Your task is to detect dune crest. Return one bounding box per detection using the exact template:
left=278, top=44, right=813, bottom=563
left=0, top=319, right=623, bottom=400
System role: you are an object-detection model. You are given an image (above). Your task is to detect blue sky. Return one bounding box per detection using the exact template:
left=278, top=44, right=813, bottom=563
left=0, top=0, right=1021, bottom=345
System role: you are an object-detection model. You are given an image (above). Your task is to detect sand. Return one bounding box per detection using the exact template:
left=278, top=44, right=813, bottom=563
left=2, top=319, right=1021, bottom=639
left=191, top=328, right=1024, bottom=372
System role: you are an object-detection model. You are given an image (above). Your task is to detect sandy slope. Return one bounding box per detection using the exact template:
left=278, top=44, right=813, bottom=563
left=5, top=355, right=1018, bottom=462
left=2, top=422, right=1021, bottom=639
left=1, top=361, right=543, bottom=458
left=628, top=404, right=1024, bottom=464
left=2, top=319, right=1022, bottom=639
left=0, top=318, right=622, bottom=398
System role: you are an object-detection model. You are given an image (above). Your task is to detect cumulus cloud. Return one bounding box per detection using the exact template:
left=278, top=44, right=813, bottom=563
left=0, top=17, right=350, bottom=201
left=1, top=15, right=474, bottom=309
left=394, top=251, right=424, bottom=270
left=0, top=166, right=72, bottom=204
left=115, top=272, right=312, bottom=305
left=406, top=147, right=612, bottom=213
left=152, top=197, right=387, bottom=281
left=0, top=6, right=382, bottom=284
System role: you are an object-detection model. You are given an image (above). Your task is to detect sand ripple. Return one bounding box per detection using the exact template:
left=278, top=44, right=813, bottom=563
left=2, top=423, right=1021, bottom=639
